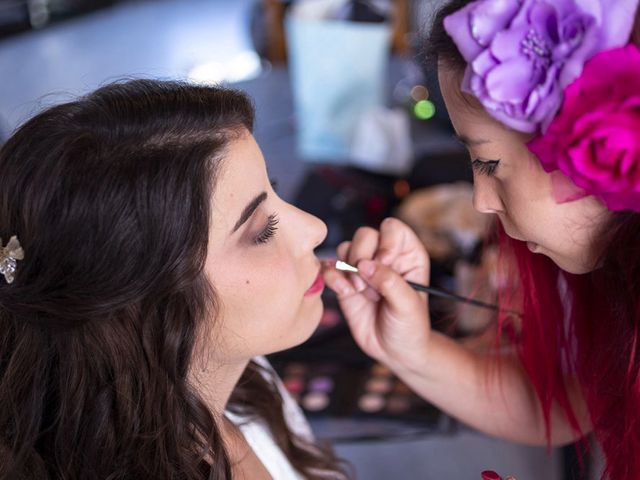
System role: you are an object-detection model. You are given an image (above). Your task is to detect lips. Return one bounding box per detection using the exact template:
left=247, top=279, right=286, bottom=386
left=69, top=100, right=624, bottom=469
left=304, top=270, right=324, bottom=296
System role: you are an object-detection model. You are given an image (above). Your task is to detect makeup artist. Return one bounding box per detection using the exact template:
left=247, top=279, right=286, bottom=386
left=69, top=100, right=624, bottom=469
left=324, top=0, right=640, bottom=478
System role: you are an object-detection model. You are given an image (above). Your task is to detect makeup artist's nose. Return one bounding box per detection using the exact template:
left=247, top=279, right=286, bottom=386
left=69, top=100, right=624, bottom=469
left=473, top=177, right=504, bottom=214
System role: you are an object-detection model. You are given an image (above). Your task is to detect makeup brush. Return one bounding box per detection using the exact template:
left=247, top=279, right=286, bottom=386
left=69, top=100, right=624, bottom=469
left=334, top=260, right=518, bottom=315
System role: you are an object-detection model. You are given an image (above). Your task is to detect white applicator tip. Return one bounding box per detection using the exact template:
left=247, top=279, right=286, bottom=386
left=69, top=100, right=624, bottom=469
left=335, top=260, right=359, bottom=273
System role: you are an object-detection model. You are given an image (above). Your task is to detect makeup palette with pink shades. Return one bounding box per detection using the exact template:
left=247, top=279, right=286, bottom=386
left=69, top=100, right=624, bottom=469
left=274, top=359, right=443, bottom=428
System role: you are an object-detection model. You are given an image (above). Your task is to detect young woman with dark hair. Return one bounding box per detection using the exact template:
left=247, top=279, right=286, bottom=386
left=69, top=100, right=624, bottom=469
left=324, top=0, right=640, bottom=478
left=0, top=79, right=351, bottom=479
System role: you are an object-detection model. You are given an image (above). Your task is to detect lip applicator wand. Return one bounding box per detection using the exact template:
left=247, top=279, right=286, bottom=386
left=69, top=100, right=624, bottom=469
left=334, top=260, right=518, bottom=315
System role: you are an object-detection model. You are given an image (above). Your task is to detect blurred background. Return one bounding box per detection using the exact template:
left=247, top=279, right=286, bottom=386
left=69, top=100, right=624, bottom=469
left=0, top=1, right=594, bottom=478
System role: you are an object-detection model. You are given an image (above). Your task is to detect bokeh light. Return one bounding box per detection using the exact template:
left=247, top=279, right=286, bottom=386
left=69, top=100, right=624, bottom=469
left=414, top=99, right=436, bottom=120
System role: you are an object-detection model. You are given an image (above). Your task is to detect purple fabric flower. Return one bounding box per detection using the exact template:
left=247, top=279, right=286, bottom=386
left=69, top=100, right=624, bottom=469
left=443, top=0, right=639, bottom=133
left=528, top=45, right=640, bottom=212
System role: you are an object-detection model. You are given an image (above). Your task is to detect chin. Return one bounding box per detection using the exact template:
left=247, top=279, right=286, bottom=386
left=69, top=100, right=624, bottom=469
left=549, top=254, right=595, bottom=275
left=282, top=299, right=325, bottom=351
left=561, top=264, right=596, bottom=275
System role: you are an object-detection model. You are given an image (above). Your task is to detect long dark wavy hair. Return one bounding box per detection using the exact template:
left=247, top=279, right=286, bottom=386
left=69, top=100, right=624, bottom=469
left=427, top=2, right=640, bottom=479
left=0, top=79, right=351, bottom=479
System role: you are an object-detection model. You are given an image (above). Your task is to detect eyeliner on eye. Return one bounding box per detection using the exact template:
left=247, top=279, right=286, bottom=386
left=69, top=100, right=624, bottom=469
left=253, top=213, right=279, bottom=245
left=471, top=158, right=500, bottom=176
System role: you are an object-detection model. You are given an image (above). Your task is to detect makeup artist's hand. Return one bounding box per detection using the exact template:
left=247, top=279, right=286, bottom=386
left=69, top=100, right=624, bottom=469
left=323, top=217, right=431, bottom=369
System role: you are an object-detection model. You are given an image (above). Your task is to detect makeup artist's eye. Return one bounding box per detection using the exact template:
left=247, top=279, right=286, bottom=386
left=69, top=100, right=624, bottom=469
left=270, top=179, right=279, bottom=192
left=254, top=213, right=279, bottom=245
left=471, top=158, right=500, bottom=176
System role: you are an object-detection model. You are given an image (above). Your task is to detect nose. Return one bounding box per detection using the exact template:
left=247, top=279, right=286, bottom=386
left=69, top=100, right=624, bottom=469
left=293, top=205, right=328, bottom=251
left=472, top=176, right=503, bottom=214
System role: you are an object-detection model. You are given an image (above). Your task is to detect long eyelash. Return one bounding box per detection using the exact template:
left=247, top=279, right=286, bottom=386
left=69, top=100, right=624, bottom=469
left=254, top=214, right=279, bottom=245
left=270, top=179, right=279, bottom=191
left=471, top=159, right=499, bottom=176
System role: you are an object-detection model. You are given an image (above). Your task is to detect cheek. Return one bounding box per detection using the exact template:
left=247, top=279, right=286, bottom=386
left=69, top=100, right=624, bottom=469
left=500, top=175, right=552, bottom=235
left=560, top=204, right=607, bottom=256
left=215, top=253, right=300, bottom=327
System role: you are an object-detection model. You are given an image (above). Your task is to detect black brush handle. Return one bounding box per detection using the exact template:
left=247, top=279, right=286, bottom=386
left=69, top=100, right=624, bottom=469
left=333, top=260, right=519, bottom=316
left=407, top=280, right=502, bottom=313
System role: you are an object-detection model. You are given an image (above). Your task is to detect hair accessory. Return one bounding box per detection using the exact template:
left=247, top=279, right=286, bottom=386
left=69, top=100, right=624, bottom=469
left=443, top=0, right=640, bottom=133
left=528, top=44, right=640, bottom=212
left=0, top=236, right=24, bottom=284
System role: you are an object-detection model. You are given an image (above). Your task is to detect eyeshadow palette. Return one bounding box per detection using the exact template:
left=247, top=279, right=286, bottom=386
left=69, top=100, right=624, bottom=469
left=268, top=292, right=449, bottom=437
left=273, top=359, right=442, bottom=426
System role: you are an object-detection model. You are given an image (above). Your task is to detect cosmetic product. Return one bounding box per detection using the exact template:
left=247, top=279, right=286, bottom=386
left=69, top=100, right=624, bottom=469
left=334, top=260, right=518, bottom=314
left=275, top=360, right=441, bottom=425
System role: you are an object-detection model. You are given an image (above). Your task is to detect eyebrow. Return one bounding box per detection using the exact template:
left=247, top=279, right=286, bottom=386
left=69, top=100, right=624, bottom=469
left=453, top=133, right=491, bottom=147
left=232, top=191, right=267, bottom=234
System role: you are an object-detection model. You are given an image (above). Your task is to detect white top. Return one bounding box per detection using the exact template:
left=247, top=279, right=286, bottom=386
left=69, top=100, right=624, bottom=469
left=224, top=357, right=312, bottom=480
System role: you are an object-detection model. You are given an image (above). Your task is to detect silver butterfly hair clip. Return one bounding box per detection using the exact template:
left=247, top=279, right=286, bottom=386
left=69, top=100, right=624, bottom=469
left=0, top=236, right=24, bottom=284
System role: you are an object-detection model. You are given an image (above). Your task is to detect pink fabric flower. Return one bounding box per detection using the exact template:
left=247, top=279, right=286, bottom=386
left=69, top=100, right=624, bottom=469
left=527, top=44, right=640, bottom=212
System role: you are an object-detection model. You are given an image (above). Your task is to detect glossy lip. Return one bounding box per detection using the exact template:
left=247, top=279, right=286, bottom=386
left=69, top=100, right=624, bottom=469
left=304, top=269, right=324, bottom=296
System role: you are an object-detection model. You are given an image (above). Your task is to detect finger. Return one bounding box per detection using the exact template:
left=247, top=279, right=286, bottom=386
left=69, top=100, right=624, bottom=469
left=336, top=241, right=351, bottom=261
left=376, top=217, right=414, bottom=265
left=347, top=227, right=379, bottom=292
left=357, top=259, right=426, bottom=317
left=322, top=267, right=356, bottom=298
left=376, top=217, right=429, bottom=284
left=323, top=265, right=378, bottom=337
left=333, top=241, right=365, bottom=292
left=347, top=226, right=379, bottom=264
left=362, top=286, right=381, bottom=303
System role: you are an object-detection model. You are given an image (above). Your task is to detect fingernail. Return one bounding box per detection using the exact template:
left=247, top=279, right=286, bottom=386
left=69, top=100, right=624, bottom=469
left=481, top=471, right=502, bottom=480
left=358, top=260, right=376, bottom=278
left=363, top=287, right=380, bottom=303
left=352, top=275, right=367, bottom=293
left=335, top=278, right=354, bottom=296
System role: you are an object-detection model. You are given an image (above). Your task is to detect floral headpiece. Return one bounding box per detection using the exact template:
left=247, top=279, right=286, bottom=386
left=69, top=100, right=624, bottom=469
left=444, top=0, right=640, bottom=212
left=0, top=236, right=24, bottom=284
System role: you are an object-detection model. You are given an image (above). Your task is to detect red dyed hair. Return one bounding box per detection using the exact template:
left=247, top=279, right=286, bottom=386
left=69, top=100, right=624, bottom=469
left=496, top=211, right=640, bottom=479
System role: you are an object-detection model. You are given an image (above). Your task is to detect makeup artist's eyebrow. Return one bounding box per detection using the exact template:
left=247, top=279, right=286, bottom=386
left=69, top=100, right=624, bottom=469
left=453, top=133, right=491, bottom=147
left=232, top=191, right=267, bottom=234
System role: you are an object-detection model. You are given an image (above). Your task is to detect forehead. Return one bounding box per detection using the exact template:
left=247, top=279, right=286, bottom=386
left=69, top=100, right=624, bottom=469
left=210, top=131, right=268, bottom=229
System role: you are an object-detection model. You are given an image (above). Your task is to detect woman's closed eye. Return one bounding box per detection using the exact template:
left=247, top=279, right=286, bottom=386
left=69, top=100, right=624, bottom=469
left=254, top=213, right=279, bottom=245
left=472, top=158, right=500, bottom=176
